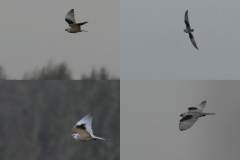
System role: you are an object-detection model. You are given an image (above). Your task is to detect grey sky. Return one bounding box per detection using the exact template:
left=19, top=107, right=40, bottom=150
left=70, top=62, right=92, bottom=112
left=0, top=0, right=119, bottom=79
left=121, top=0, right=240, bottom=79
left=121, top=80, right=240, bottom=159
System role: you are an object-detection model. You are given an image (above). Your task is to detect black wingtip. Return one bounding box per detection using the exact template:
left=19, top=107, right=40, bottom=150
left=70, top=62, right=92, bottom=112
left=185, top=10, right=188, bottom=17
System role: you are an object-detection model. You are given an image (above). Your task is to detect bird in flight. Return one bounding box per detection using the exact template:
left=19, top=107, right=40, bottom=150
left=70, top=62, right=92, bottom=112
left=72, top=113, right=105, bottom=142
left=65, top=9, right=88, bottom=33
left=184, top=10, right=199, bottom=50
left=179, top=100, right=215, bottom=131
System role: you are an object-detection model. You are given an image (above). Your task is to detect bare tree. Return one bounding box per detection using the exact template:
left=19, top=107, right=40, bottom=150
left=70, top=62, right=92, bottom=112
left=23, top=62, right=71, bottom=80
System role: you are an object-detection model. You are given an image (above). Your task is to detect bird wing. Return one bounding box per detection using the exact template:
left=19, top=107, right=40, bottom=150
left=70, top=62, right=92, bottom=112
left=196, top=100, right=206, bottom=112
left=179, top=113, right=199, bottom=131
left=74, top=113, right=93, bottom=135
left=72, top=128, right=91, bottom=137
left=188, top=107, right=198, bottom=111
left=184, top=10, right=190, bottom=28
left=188, top=100, right=206, bottom=112
left=65, top=9, right=76, bottom=24
left=189, top=33, right=199, bottom=50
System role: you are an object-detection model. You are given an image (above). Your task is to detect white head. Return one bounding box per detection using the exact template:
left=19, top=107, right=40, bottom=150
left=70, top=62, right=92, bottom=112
left=65, top=28, right=70, bottom=32
left=180, top=112, right=188, bottom=117
left=72, top=133, right=78, bottom=140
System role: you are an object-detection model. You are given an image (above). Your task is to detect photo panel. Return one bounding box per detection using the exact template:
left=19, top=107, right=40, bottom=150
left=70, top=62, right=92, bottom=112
left=0, top=0, right=119, bottom=80
left=121, top=80, right=240, bottom=159
left=0, top=80, right=119, bottom=160
left=121, top=0, right=240, bottom=80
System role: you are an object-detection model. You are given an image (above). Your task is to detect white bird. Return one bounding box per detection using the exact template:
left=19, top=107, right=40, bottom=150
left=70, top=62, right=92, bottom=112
left=184, top=10, right=199, bottom=50
left=65, top=9, right=88, bottom=33
left=72, top=113, right=105, bottom=142
left=179, top=100, right=215, bottom=131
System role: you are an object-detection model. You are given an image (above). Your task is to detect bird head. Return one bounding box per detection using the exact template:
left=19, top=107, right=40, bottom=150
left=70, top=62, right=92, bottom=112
left=65, top=28, right=70, bottom=32
left=183, top=29, right=187, bottom=33
left=180, top=112, right=188, bottom=117
left=72, top=133, right=78, bottom=140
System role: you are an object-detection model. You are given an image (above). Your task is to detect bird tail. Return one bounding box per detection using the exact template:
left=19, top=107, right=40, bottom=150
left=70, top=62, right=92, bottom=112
left=92, top=135, right=105, bottom=140
left=77, top=22, right=88, bottom=26
left=191, top=29, right=194, bottom=32
left=202, top=112, right=215, bottom=115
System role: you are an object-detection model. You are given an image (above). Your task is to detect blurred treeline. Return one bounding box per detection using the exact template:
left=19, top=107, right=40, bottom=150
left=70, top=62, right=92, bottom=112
left=0, top=81, right=119, bottom=160
left=0, top=62, right=118, bottom=80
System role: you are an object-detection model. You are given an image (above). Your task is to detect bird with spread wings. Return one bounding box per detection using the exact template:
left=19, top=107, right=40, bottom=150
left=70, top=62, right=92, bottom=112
left=179, top=100, right=215, bottom=131
left=72, top=113, right=105, bottom=142
left=184, top=10, right=199, bottom=50
left=65, top=9, right=88, bottom=33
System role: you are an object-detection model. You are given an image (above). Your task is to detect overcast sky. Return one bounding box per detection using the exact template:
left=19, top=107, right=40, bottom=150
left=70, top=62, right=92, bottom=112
left=121, top=0, right=240, bottom=79
left=0, top=0, right=119, bottom=79
left=121, top=80, right=240, bottom=159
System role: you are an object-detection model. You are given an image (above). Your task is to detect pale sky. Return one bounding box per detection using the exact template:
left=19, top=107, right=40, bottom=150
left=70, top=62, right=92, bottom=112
left=121, top=80, right=240, bottom=159
left=121, top=0, right=240, bottom=79
left=0, top=0, right=119, bottom=79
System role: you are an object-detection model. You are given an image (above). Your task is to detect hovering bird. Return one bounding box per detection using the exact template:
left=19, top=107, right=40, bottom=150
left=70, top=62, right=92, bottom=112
left=184, top=10, right=199, bottom=50
left=179, top=100, right=215, bottom=131
left=72, top=113, right=105, bottom=142
left=65, top=9, right=88, bottom=33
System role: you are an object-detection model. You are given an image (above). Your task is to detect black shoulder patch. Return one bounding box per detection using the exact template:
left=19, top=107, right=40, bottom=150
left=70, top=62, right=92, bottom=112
left=76, top=123, right=86, bottom=130
left=188, top=107, right=197, bottom=111
left=65, top=19, right=74, bottom=25
left=180, top=115, right=193, bottom=122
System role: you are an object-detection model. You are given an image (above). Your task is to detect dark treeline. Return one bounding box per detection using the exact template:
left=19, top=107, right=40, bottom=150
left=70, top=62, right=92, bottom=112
left=0, top=62, right=118, bottom=80
left=0, top=81, right=120, bottom=160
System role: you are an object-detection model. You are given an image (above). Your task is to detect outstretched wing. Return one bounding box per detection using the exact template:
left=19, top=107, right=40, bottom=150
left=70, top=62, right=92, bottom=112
left=184, top=10, right=190, bottom=28
left=65, top=9, right=76, bottom=25
left=196, top=100, right=206, bottom=112
left=188, top=100, right=206, bottom=112
left=74, top=113, right=93, bottom=135
left=179, top=113, right=199, bottom=131
left=189, top=33, right=199, bottom=50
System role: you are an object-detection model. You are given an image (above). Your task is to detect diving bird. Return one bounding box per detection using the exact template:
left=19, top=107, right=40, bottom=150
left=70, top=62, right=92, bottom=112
left=65, top=9, right=88, bottom=33
left=179, top=100, right=215, bottom=131
left=184, top=10, right=199, bottom=50
left=72, top=113, right=105, bottom=142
